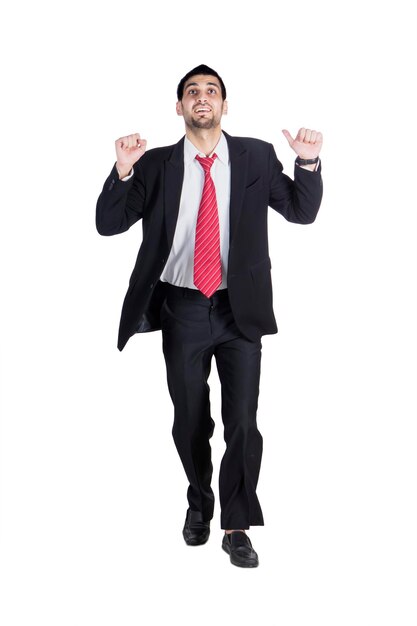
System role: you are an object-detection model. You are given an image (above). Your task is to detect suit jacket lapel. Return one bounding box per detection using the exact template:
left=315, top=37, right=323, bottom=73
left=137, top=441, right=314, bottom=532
left=164, top=136, right=185, bottom=245
left=223, top=131, right=248, bottom=245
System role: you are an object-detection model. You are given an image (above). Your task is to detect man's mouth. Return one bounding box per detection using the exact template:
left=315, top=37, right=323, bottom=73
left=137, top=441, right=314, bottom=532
left=194, top=107, right=212, bottom=113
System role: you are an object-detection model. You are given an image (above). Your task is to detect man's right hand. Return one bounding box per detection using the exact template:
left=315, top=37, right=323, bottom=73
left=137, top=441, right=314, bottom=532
left=115, top=133, right=147, bottom=178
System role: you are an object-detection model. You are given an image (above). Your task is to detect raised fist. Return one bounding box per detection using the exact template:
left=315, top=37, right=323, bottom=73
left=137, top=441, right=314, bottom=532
left=115, top=133, right=147, bottom=176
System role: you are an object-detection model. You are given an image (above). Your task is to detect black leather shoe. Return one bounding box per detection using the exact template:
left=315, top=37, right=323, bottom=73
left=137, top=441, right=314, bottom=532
left=182, top=508, right=211, bottom=546
left=222, top=531, right=259, bottom=567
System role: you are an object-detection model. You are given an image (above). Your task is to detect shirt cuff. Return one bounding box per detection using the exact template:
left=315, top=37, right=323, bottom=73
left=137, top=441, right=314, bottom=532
left=116, top=165, right=134, bottom=181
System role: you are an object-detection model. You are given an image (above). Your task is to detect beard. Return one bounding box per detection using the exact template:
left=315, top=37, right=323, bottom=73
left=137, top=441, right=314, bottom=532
left=185, top=113, right=219, bottom=130
left=189, top=119, right=217, bottom=130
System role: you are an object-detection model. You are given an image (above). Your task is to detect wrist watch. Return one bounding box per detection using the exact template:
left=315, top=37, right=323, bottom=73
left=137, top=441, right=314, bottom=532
left=295, top=156, right=319, bottom=165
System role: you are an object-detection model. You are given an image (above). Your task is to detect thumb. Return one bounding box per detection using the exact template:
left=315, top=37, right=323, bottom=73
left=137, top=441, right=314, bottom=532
left=281, top=129, right=294, bottom=145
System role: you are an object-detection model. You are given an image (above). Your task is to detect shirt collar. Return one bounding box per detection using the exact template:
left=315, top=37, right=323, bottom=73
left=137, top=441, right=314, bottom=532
left=184, top=131, right=229, bottom=165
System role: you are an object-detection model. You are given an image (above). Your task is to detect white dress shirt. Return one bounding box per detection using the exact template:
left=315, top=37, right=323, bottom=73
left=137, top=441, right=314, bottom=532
left=160, top=132, right=230, bottom=289
left=120, top=132, right=231, bottom=290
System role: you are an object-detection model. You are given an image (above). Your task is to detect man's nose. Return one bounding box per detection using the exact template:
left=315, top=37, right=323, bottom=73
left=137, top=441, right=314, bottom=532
left=197, top=96, right=207, bottom=103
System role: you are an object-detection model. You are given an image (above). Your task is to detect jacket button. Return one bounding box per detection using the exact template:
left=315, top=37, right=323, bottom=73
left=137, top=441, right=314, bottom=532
left=150, top=283, right=154, bottom=289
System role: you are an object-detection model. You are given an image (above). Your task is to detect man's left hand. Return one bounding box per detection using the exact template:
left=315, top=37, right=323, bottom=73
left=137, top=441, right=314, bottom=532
left=282, top=128, right=323, bottom=159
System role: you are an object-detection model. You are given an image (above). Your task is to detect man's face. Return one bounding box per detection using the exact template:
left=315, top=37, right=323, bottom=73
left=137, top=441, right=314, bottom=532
left=176, top=74, right=228, bottom=130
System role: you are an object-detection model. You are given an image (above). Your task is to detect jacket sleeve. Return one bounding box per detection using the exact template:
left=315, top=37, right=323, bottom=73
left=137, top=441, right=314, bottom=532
left=96, top=161, right=146, bottom=236
left=268, top=143, right=323, bottom=224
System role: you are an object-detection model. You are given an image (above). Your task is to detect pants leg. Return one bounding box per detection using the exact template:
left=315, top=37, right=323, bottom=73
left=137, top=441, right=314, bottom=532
left=214, top=335, right=264, bottom=529
left=160, top=282, right=264, bottom=527
left=161, top=288, right=216, bottom=522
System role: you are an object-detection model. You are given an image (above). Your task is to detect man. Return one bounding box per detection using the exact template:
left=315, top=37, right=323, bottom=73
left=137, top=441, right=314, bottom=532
left=96, top=64, right=323, bottom=568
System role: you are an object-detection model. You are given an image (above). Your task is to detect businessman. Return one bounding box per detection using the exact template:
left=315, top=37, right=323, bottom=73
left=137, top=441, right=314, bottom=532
left=96, top=64, right=323, bottom=568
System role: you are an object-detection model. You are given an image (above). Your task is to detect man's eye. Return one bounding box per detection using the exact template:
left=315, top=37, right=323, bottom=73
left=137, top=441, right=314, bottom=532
left=208, top=89, right=216, bottom=94
left=189, top=89, right=197, bottom=94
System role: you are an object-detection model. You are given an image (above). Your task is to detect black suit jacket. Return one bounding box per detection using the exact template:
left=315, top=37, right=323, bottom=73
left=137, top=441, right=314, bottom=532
left=96, top=131, right=323, bottom=351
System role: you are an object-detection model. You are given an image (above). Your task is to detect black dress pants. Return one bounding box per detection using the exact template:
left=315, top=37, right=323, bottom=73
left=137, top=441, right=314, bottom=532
left=160, top=281, right=264, bottom=529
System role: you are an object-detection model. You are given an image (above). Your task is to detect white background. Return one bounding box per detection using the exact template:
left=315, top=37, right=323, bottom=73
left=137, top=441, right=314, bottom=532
left=1, top=0, right=416, bottom=624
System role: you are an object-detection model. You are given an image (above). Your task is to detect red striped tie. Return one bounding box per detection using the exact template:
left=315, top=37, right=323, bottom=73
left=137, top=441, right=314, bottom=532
left=194, top=153, right=222, bottom=298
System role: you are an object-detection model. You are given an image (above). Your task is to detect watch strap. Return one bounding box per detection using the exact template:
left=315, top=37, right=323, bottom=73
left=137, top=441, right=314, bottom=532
left=295, top=156, right=319, bottom=165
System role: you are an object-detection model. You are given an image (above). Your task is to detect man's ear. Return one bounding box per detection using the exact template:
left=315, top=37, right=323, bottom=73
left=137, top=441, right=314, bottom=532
left=222, top=100, right=228, bottom=115
left=176, top=101, right=183, bottom=116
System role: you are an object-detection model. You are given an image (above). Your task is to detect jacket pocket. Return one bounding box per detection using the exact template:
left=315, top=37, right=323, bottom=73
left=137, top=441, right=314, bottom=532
left=250, top=257, right=272, bottom=290
left=245, top=177, right=264, bottom=193
left=250, top=257, right=272, bottom=274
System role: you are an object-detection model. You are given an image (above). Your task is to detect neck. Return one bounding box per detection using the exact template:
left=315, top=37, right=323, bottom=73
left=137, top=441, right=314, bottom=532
left=185, top=127, right=222, bottom=157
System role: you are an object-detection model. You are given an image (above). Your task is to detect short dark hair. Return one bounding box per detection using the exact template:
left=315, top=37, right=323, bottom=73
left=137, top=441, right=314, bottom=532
left=177, top=64, right=227, bottom=101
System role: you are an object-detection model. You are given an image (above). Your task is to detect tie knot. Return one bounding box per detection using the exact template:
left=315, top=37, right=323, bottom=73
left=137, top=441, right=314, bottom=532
left=195, top=153, right=217, bottom=173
